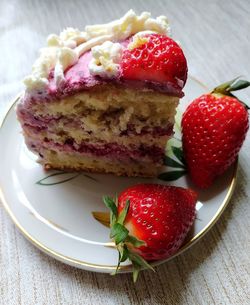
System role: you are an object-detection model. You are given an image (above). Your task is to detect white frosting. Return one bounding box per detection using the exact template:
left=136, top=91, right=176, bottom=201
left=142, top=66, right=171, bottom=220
left=133, top=30, right=157, bottom=38
left=24, top=10, right=170, bottom=90
left=23, top=47, right=58, bottom=89
left=47, top=28, right=87, bottom=48
left=85, top=10, right=169, bottom=41
left=75, top=34, right=113, bottom=57
left=54, top=47, right=78, bottom=87
left=89, top=41, right=123, bottom=78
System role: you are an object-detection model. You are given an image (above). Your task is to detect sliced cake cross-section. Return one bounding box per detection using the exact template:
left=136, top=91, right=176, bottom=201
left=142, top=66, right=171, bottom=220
left=17, top=10, right=188, bottom=177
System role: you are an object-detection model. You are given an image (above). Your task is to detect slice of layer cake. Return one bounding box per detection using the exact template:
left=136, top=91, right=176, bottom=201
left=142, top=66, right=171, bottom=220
left=17, top=10, right=187, bottom=177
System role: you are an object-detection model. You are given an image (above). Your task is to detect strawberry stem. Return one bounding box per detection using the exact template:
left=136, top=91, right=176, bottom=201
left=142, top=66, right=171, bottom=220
left=103, top=196, right=154, bottom=281
left=212, top=78, right=250, bottom=110
left=212, top=77, right=240, bottom=94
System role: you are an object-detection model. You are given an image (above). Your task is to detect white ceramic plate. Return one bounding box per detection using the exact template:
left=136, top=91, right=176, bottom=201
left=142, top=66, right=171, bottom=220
left=0, top=76, right=237, bottom=273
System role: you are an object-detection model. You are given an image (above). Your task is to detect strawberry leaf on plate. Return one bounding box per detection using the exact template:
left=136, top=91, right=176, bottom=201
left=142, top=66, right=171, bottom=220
left=158, top=170, right=186, bottom=181
left=164, top=156, right=185, bottom=169
left=172, top=146, right=186, bottom=164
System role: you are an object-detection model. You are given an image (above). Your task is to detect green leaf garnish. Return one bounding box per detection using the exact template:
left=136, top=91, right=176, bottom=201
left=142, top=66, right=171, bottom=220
left=101, top=195, right=154, bottom=282
left=130, top=255, right=155, bottom=282
left=126, top=235, right=145, bottom=248
left=172, top=146, right=185, bottom=164
left=158, top=170, right=187, bottom=181
left=212, top=78, right=250, bottom=109
left=164, top=156, right=185, bottom=169
left=132, top=263, right=141, bottom=283
left=117, top=200, right=130, bottom=225
left=112, top=251, right=122, bottom=276
left=128, top=252, right=154, bottom=272
left=228, top=79, right=250, bottom=91
left=103, top=196, right=118, bottom=224
left=119, top=244, right=129, bottom=262
left=110, top=223, right=129, bottom=245
left=213, top=77, right=240, bottom=93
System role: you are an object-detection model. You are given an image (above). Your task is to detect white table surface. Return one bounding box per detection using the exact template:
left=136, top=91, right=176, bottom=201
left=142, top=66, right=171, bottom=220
left=0, top=0, right=249, bottom=304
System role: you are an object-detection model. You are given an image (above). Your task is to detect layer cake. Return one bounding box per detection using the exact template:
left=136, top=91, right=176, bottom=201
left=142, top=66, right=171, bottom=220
left=17, top=10, right=187, bottom=177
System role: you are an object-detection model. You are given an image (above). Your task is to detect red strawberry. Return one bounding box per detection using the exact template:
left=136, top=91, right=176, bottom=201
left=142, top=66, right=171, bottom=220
left=121, top=34, right=187, bottom=91
left=182, top=78, right=250, bottom=188
left=103, top=183, right=197, bottom=281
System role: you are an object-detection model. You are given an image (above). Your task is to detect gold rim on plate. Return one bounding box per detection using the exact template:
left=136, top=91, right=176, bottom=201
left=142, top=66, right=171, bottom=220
left=0, top=82, right=238, bottom=272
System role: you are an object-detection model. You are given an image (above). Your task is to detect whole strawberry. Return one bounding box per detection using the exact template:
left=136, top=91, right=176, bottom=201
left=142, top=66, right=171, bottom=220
left=121, top=34, right=187, bottom=93
left=182, top=78, right=249, bottom=188
left=103, top=184, right=197, bottom=281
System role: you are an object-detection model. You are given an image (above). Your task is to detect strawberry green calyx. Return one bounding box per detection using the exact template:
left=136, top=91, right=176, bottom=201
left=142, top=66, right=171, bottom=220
left=212, top=77, right=250, bottom=109
left=103, top=196, right=154, bottom=282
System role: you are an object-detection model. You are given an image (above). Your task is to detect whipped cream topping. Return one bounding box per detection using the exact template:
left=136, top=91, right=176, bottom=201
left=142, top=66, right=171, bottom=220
left=84, top=10, right=169, bottom=42
left=47, top=28, right=87, bottom=48
left=89, top=41, right=123, bottom=78
left=54, top=47, right=78, bottom=86
left=24, top=10, right=170, bottom=90
left=24, top=47, right=58, bottom=89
